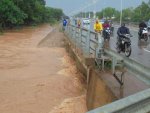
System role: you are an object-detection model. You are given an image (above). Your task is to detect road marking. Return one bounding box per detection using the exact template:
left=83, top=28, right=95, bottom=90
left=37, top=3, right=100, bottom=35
left=143, top=48, right=150, bottom=53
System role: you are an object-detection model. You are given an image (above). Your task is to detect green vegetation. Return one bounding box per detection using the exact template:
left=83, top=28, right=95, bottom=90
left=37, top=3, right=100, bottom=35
left=75, top=0, right=150, bottom=23
left=97, top=0, right=150, bottom=22
left=0, top=0, right=63, bottom=30
left=96, top=7, right=118, bottom=19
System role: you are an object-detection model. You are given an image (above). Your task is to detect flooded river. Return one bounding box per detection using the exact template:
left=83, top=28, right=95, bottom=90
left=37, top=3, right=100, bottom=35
left=0, top=25, right=87, bottom=113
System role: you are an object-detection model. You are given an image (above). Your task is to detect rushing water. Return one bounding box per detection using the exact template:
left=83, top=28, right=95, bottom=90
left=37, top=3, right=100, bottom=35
left=0, top=25, right=87, bottom=113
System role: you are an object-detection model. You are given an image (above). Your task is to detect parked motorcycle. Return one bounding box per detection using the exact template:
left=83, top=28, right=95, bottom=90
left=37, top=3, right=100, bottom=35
left=139, top=27, right=148, bottom=41
left=116, top=34, right=132, bottom=57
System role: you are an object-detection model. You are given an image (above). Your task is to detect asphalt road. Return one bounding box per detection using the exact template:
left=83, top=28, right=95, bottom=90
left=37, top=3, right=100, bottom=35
left=110, top=26, right=150, bottom=68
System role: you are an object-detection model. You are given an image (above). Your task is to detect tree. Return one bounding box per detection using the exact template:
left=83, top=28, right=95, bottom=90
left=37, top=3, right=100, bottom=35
left=12, top=0, right=45, bottom=24
left=132, top=1, right=150, bottom=22
left=0, top=0, right=27, bottom=28
left=96, top=7, right=117, bottom=19
left=103, top=7, right=116, bottom=19
left=0, top=0, right=64, bottom=29
left=12, top=0, right=63, bottom=24
left=122, top=8, right=134, bottom=21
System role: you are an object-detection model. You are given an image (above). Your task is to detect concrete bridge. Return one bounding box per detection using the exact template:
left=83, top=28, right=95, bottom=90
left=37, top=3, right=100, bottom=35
left=0, top=24, right=149, bottom=113
left=64, top=24, right=150, bottom=113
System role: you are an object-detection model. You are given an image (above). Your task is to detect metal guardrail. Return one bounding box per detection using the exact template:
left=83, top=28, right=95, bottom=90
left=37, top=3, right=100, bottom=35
left=87, top=88, right=150, bottom=113
left=66, top=25, right=99, bottom=58
left=66, top=24, right=150, bottom=85
left=65, top=24, right=150, bottom=113
left=104, top=49, right=150, bottom=85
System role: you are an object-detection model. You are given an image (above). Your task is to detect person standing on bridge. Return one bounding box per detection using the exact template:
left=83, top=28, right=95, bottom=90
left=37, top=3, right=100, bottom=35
left=62, top=18, right=67, bottom=31
left=94, top=19, right=103, bottom=33
left=94, top=19, right=104, bottom=57
left=77, top=19, right=81, bottom=28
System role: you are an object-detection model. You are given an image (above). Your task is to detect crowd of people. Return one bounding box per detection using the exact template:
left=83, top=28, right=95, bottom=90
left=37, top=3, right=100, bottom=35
left=62, top=17, right=148, bottom=57
left=94, top=19, right=114, bottom=38
left=93, top=18, right=148, bottom=43
left=62, top=17, right=148, bottom=45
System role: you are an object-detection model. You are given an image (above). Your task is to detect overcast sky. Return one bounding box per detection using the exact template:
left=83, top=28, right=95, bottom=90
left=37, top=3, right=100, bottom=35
left=45, top=0, right=149, bottom=15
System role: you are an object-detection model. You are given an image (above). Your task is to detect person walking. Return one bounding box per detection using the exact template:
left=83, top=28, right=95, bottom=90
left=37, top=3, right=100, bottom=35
left=62, top=18, right=67, bottom=31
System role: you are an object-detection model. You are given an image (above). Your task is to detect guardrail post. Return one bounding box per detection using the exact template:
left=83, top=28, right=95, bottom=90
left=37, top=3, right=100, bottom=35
left=85, top=30, right=90, bottom=57
left=68, top=26, right=71, bottom=37
left=96, top=33, right=104, bottom=58
left=112, top=57, right=116, bottom=74
left=75, top=27, right=80, bottom=52
left=69, top=26, right=72, bottom=37
left=78, top=28, right=82, bottom=50
left=72, top=27, right=76, bottom=47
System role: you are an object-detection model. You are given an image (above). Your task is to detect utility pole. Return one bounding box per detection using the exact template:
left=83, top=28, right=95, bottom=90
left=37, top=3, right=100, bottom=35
left=89, top=12, right=91, bottom=18
left=93, top=0, right=96, bottom=19
left=93, top=11, right=96, bottom=19
left=148, top=0, right=150, bottom=7
left=85, top=12, right=86, bottom=18
left=120, top=0, right=123, bottom=25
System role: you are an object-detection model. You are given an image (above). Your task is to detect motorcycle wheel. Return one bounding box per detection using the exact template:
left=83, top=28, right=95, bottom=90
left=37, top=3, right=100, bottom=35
left=144, top=35, right=148, bottom=41
left=108, top=36, right=110, bottom=41
left=125, top=43, right=131, bottom=57
left=138, top=35, right=141, bottom=40
left=104, top=36, right=109, bottom=42
left=116, top=42, right=121, bottom=53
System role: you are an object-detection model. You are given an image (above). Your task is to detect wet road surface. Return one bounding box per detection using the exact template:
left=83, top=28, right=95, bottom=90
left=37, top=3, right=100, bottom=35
left=0, top=25, right=87, bottom=113
left=109, top=26, right=150, bottom=68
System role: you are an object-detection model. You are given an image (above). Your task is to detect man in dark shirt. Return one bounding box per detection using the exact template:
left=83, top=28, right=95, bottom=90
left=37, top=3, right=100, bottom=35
left=102, top=20, right=110, bottom=37
left=117, top=23, right=130, bottom=37
left=117, top=23, right=131, bottom=46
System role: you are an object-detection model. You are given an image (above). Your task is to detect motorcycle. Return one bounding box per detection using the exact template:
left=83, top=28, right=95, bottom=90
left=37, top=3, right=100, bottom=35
left=103, top=27, right=111, bottom=41
left=116, top=34, right=132, bottom=57
left=139, top=27, right=148, bottom=41
left=110, top=26, right=114, bottom=36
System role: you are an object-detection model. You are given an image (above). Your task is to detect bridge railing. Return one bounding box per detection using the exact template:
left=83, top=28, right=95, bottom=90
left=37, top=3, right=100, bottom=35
left=65, top=24, right=150, bottom=85
left=87, top=88, right=150, bottom=113
left=66, top=25, right=99, bottom=58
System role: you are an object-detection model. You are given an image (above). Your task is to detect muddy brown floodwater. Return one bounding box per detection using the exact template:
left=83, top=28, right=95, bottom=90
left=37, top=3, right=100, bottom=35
left=0, top=24, right=87, bottom=113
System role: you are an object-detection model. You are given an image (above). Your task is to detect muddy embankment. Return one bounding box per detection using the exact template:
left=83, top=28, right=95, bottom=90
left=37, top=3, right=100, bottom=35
left=0, top=24, right=87, bottom=113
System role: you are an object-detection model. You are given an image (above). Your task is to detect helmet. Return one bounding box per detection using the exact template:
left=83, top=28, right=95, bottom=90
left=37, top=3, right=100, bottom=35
left=105, top=20, right=108, bottom=24
left=121, top=23, right=125, bottom=27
